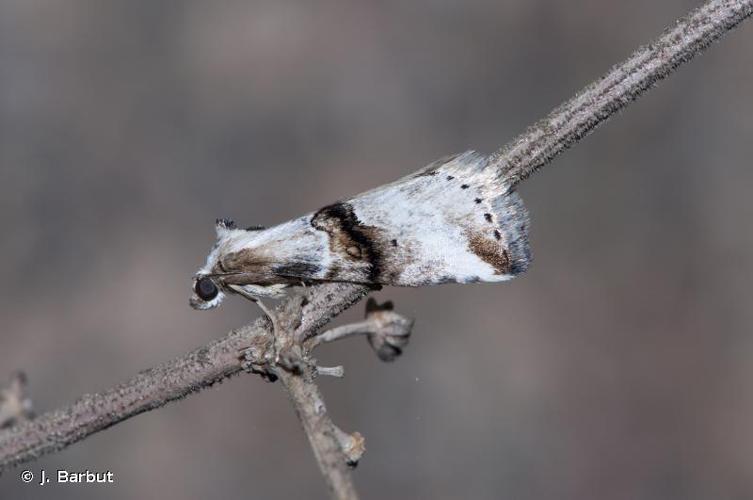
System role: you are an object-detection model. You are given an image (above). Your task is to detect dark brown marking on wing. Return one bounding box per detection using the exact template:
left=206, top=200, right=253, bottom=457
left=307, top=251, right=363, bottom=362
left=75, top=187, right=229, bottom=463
left=218, top=250, right=300, bottom=286
left=217, top=259, right=228, bottom=273
left=346, top=245, right=362, bottom=258
left=219, top=249, right=252, bottom=273
left=274, top=262, right=323, bottom=280
left=311, top=202, right=384, bottom=282
left=413, top=169, right=439, bottom=178
left=467, top=233, right=512, bottom=275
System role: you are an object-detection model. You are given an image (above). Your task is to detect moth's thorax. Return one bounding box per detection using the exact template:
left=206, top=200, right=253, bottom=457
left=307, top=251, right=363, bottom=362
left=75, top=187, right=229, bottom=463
left=213, top=227, right=303, bottom=282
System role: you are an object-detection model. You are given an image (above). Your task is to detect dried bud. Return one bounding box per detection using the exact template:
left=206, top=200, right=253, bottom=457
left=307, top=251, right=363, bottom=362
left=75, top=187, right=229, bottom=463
left=364, top=298, right=414, bottom=362
left=333, top=426, right=366, bottom=467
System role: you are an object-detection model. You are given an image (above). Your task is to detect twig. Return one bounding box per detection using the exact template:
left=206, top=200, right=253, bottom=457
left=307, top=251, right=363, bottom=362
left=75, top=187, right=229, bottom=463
left=0, top=285, right=369, bottom=477
left=491, top=0, right=753, bottom=187
left=1, top=1, right=752, bottom=499
left=310, top=299, right=414, bottom=362
left=278, top=368, right=359, bottom=499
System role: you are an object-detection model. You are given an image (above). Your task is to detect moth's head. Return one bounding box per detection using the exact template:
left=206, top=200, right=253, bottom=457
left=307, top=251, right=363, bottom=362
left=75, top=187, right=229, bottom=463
left=190, top=274, right=225, bottom=310
left=189, top=218, right=238, bottom=311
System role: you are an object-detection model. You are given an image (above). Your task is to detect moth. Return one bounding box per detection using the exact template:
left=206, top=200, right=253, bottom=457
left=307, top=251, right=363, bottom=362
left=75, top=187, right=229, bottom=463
left=190, top=151, right=531, bottom=312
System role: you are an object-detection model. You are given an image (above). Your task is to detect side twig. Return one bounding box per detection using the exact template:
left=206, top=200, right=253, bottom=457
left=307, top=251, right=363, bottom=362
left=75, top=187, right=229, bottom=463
left=309, top=298, right=414, bottom=362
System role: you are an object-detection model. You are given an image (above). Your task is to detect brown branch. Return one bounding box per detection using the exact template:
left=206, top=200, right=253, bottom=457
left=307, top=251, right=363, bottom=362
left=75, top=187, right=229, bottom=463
left=1, top=1, right=752, bottom=499
left=0, top=283, right=370, bottom=500
left=278, top=369, right=360, bottom=499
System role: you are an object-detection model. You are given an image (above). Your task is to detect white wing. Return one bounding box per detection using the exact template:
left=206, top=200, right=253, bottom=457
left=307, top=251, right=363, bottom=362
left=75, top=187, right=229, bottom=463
left=343, top=151, right=530, bottom=285
left=207, top=151, right=530, bottom=289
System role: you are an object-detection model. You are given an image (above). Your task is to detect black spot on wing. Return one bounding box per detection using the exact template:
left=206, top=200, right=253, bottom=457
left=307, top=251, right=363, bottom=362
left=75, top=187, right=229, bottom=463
left=412, top=153, right=463, bottom=178
left=461, top=184, right=470, bottom=189
left=435, top=276, right=455, bottom=285
left=484, top=213, right=493, bottom=223
left=414, top=169, right=439, bottom=177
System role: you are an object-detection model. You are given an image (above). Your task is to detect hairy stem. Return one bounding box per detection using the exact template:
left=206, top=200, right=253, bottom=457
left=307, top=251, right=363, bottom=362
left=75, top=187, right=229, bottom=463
left=0, top=283, right=369, bottom=475
left=492, top=0, right=753, bottom=187
left=278, top=368, right=360, bottom=500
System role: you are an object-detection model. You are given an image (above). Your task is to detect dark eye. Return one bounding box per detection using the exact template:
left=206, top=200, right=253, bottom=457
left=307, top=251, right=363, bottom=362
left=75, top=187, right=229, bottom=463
left=195, top=277, right=219, bottom=301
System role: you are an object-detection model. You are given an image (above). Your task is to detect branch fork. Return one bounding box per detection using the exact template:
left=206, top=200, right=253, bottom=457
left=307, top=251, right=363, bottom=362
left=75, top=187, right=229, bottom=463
left=241, top=297, right=414, bottom=380
left=234, top=293, right=413, bottom=490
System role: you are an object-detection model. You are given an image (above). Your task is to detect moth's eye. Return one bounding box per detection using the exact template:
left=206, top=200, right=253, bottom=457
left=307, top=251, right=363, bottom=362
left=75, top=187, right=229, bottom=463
left=195, top=277, right=219, bottom=301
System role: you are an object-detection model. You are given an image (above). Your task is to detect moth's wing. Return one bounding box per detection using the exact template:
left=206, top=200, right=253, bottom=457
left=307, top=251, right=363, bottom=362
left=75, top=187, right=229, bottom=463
left=216, top=151, right=529, bottom=288
left=216, top=218, right=369, bottom=286
left=306, top=151, right=530, bottom=286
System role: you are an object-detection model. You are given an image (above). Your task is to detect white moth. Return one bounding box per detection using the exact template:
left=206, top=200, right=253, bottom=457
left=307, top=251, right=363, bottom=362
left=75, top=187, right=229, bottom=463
left=190, top=151, right=530, bottom=311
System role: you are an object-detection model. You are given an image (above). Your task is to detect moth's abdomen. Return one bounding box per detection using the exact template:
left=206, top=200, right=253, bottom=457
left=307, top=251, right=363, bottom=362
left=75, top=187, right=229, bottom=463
left=312, top=151, right=531, bottom=287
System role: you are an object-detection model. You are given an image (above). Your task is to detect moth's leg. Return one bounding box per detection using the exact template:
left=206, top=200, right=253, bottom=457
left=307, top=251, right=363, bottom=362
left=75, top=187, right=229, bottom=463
left=251, top=297, right=279, bottom=335
left=255, top=298, right=304, bottom=373
left=254, top=299, right=296, bottom=369
left=229, top=285, right=299, bottom=372
left=252, top=298, right=285, bottom=360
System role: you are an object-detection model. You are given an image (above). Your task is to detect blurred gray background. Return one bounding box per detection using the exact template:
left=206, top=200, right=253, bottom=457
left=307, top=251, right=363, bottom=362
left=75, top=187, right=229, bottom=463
left=1, top=1, right=752, bottom=499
